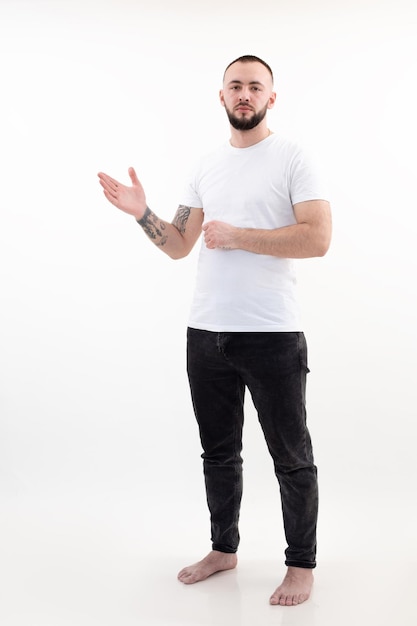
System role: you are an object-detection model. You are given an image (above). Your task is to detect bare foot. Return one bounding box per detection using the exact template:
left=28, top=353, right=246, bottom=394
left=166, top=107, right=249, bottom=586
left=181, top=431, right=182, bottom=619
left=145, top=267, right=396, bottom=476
left=269, top=566, right=314, bottom=606
left=177, top=550, right=238, bottom=584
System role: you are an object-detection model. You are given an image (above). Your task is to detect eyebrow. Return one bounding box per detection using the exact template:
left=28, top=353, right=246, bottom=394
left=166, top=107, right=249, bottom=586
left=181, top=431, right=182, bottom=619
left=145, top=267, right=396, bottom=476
left=227, top=80, right=265, bottom=87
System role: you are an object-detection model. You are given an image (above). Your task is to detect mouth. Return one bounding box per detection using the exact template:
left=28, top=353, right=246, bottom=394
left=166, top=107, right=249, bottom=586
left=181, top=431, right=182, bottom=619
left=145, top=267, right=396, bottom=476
left=235, top=105, right=254, bottom=112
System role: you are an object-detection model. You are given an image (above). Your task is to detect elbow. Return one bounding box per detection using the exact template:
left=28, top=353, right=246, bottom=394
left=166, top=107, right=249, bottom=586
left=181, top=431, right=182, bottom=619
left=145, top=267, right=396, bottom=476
left=315, top=242, right=330, bottom=257
left=312, top=212, right=332, bottom=257
left=313, top=224, right=332, bottom=257
left=166, top=249, right=189, bottom=261
left=165, top=231, right=194, bottom=260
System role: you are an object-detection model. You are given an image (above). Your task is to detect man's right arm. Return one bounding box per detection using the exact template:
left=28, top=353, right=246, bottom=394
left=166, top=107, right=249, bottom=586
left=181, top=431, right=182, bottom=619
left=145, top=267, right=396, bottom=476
left=137, top=203, right=203, bottom=259
left=98, top=167, right=203, bottom=259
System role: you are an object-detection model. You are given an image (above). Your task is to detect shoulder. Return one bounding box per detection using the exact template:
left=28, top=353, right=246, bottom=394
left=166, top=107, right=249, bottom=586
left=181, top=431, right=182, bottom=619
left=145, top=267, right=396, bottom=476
left=268, top=133, right=304, bottom=158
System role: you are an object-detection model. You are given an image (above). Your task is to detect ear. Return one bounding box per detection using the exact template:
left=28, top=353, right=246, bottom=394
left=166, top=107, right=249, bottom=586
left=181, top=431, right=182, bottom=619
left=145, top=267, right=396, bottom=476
left=219, top=89, right=225, bottom=107
left=267, top=91, right=277, bottom=110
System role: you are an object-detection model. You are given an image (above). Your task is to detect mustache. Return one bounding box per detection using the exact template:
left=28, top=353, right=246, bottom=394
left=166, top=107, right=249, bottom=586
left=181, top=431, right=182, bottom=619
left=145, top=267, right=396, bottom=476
left=234, top=104, right=255, bottom=111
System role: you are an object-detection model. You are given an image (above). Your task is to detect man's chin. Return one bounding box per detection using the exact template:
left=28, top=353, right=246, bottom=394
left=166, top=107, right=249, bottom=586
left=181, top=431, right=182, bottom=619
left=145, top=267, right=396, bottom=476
left=226, top=105, right=268, bottom=131
left=229, top=117, right=259, bottom=131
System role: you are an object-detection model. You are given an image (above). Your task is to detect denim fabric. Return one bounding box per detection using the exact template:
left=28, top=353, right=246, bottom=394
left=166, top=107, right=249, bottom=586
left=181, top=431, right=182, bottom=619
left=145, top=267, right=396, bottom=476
left=186, top=328, right=318, bottom=569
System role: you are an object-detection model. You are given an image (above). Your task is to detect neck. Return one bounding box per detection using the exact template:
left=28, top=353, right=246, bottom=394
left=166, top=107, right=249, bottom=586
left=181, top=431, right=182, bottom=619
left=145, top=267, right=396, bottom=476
left=229, top=122, right=272, bottom=148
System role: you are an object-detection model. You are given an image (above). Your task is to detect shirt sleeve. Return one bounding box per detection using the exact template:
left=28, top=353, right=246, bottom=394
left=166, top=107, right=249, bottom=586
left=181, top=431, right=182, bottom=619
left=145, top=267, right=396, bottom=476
left=289, top=146, right=329, bottom=205
left=179, top=162, right=203, bottom=208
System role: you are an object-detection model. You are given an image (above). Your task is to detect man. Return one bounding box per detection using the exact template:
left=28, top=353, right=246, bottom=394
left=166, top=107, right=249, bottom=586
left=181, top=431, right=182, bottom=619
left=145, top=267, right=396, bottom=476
left=98, top=55, right=331, bottom=606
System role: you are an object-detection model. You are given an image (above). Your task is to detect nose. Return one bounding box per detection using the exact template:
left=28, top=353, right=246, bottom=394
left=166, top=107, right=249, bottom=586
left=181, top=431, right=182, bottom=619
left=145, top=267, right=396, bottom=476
left=239, top=87, right=250, bottom=101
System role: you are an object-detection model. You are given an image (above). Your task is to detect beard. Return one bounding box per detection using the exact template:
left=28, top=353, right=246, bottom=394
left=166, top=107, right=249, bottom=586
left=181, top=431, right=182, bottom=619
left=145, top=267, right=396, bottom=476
left=225, top=102, right=269, bottom=131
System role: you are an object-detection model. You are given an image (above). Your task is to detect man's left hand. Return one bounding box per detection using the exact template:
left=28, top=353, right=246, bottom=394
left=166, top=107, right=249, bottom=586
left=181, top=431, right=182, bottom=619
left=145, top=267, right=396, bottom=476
left=202, top=220, right=239, bottom=250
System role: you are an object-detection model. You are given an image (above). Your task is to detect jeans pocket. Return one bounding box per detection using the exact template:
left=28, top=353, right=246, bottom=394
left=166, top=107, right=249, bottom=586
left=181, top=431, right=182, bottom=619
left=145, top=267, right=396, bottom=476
left=297, top=332, right=310, bottom=373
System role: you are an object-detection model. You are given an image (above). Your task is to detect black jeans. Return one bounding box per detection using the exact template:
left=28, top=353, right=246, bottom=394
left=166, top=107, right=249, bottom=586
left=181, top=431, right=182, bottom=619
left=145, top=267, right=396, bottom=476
left=186, top=328, right=318, bottom=569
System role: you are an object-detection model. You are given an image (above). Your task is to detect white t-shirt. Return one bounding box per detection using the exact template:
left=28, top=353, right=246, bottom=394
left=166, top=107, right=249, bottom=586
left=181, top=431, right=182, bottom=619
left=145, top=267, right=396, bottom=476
left=180, top=133, right=328, bottom=332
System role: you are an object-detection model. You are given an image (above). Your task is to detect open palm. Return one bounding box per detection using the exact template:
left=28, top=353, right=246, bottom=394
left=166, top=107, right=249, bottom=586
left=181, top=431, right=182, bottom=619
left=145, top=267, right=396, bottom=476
left=98, top=167, right=147, bottom=220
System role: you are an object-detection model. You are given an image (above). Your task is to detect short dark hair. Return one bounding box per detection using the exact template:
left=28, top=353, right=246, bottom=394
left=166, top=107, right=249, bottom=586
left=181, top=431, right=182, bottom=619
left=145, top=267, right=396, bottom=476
left=223, top=55, right=274, bottom=83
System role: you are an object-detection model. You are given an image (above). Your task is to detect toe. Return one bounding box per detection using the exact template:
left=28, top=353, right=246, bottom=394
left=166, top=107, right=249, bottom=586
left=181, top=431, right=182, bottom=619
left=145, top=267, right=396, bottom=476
left=178, top=569, right=191, bottom=582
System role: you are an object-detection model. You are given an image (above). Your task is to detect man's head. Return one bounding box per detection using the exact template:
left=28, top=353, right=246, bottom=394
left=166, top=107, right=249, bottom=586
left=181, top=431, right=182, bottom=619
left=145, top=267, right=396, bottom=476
left=223, top=55, right=274, bottom=83
left=220, top=55, right=276, bottom=131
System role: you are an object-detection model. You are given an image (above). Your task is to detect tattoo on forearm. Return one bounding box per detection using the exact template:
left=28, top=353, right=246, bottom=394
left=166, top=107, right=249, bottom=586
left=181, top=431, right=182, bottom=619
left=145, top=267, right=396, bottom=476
left=172, top=205, right=191, bottom=234
left=137, top=206, right=168, bottom=247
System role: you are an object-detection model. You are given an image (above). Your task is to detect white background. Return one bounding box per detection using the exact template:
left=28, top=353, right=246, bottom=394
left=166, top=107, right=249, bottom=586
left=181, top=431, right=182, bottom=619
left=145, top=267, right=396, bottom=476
left=1, top=1, right=416, bottom=624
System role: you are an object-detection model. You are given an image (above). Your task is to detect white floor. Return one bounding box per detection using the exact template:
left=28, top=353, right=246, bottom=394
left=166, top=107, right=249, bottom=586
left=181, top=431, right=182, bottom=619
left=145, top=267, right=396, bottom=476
left=1, top=492, right=416, bottom=626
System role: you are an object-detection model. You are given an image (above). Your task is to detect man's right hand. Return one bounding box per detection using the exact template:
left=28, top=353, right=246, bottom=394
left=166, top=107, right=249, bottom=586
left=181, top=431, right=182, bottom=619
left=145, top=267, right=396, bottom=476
left=97, top=167, right=147, bottom=220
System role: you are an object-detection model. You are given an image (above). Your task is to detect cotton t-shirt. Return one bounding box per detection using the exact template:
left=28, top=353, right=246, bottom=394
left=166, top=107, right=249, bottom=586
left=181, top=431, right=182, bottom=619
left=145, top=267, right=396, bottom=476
left=180, top=133, right=327, bottom=332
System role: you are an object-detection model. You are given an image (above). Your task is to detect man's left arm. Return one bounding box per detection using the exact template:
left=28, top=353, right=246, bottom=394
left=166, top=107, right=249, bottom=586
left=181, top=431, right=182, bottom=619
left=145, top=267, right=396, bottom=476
left=202, top=199, right=332, bottom=258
